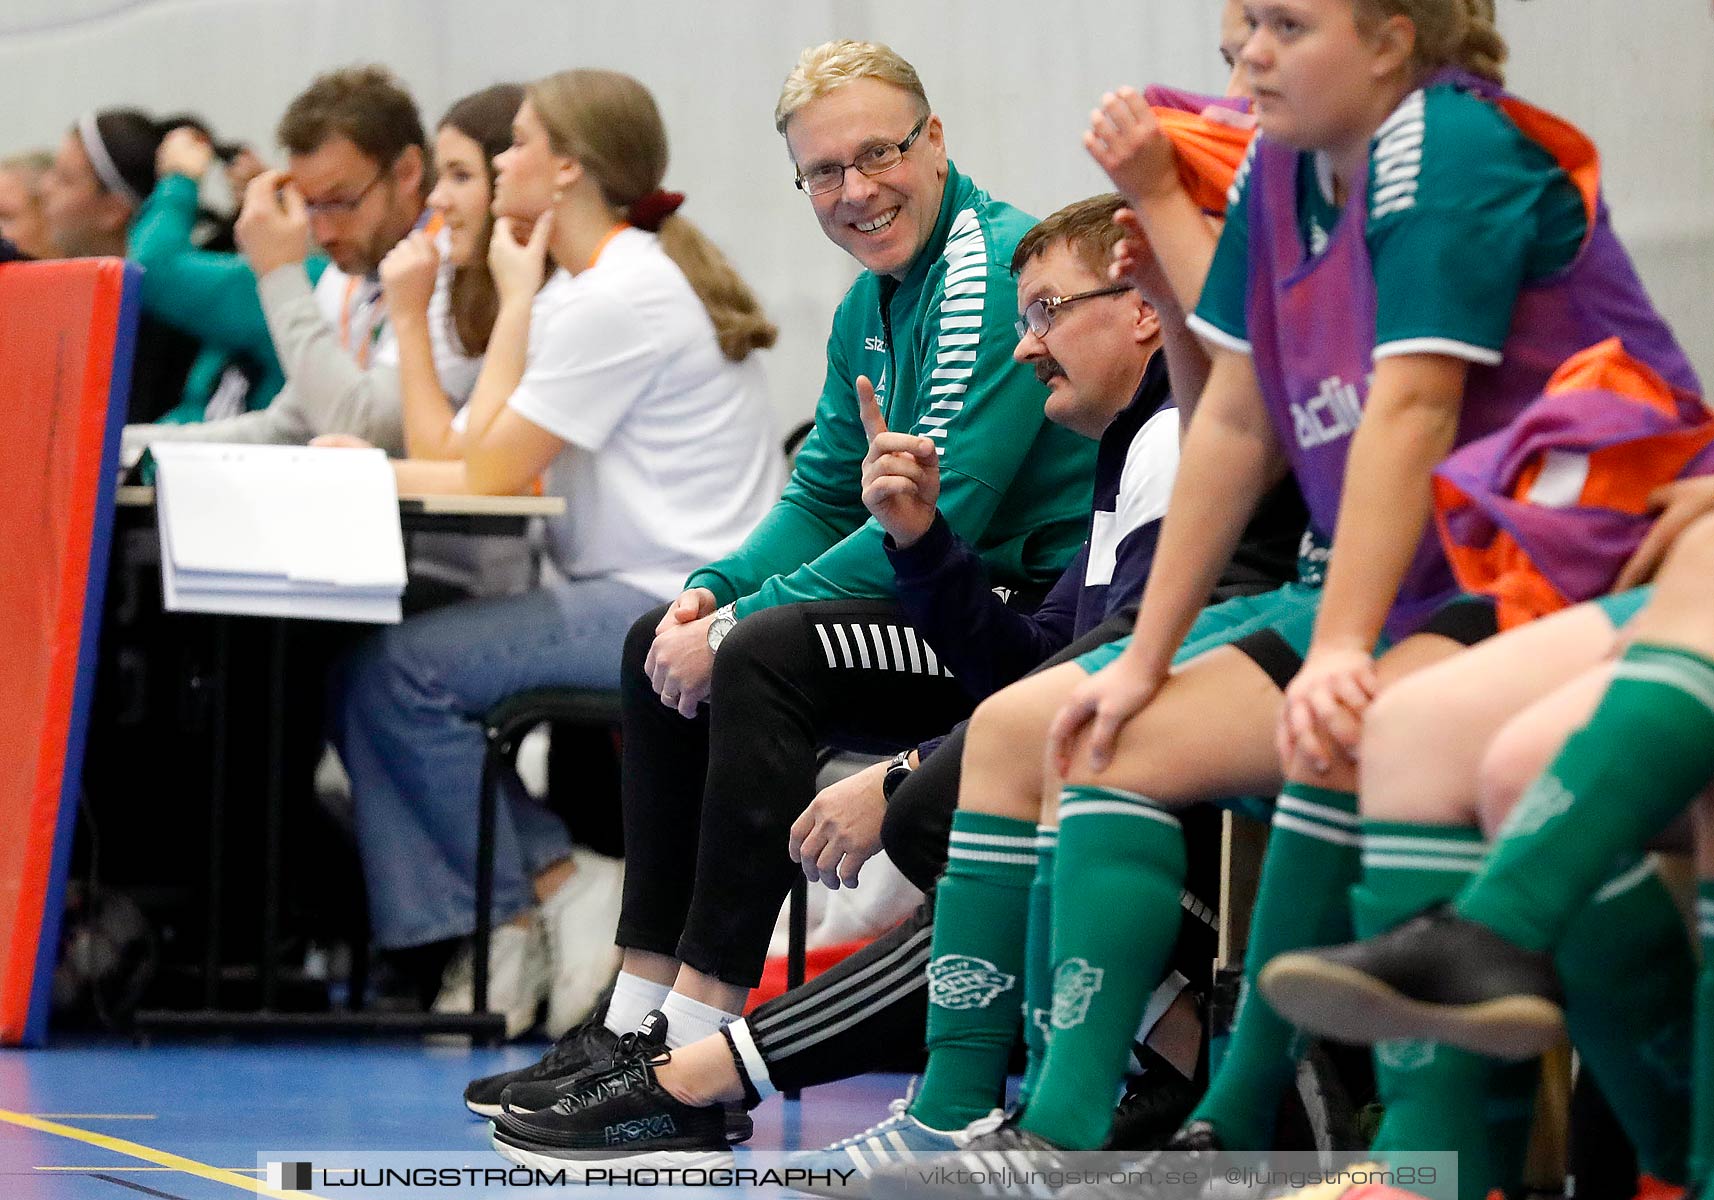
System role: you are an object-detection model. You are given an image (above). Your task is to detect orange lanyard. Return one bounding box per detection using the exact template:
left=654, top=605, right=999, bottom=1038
left=339, top=276, right=384, bottom=368
left=339, top=213, right=444, bottom=367
left=587, top=221, right=630, bottom=270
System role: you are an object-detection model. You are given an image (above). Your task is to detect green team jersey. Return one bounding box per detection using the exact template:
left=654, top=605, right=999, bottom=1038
left=687, top=164, right=1095, bottom=618
left=1191, top=82, right=1587, bottom=366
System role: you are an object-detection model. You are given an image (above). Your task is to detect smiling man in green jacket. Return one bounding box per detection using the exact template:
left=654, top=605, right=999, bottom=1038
left=471, top=41, right=1099, bottom=1144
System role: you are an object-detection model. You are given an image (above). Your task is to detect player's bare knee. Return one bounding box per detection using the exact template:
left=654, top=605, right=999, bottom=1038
left=1474, top=720, right=1552, bottom=835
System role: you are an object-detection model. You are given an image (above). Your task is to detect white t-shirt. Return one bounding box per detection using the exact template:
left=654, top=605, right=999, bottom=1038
left=506, top=228, right=782, bottom=600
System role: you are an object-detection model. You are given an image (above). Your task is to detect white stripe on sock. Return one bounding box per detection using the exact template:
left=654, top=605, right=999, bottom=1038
left=948, top=847, right=1038, bottom=866
left=1271, top=812, right=1362, bottom=847
left=1361, top=833, right=1487, bottom=858
left=1057, top=800, right=1180, bottom=830
left=1594, top=855, right=1658, bottom=904
left=1276, top=794, right=1360, bottom=827
left=1361, top=853, right=1483, bottom=873
left=948, top=830, right=1040, bottom=849
left=1613, top=658, right=1714, bottom=719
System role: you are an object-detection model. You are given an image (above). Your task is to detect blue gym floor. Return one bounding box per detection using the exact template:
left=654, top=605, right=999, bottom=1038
left=0, top=1038, right=910, bottom=1198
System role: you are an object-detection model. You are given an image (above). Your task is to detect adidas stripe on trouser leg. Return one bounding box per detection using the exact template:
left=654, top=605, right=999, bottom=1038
left=729, top=898, right=938, bottom=1101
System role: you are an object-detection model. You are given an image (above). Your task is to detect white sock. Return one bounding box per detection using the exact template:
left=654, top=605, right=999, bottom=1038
left=604, top=971, right=672, bottom=1037
left=658, top=990, right=741, bottom=1049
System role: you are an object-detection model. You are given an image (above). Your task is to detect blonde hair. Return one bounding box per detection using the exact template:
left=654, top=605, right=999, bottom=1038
left=774, top=40, right=930, bottom=135
left=527, top=69, right=777, bottom=362
left=0, top=149, right=53, bottom=193
left=1356, top=0, right=1509, bottom=85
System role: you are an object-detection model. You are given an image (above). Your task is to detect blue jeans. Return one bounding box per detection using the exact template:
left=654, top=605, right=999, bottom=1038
left=332, top=575, right=659, bottom=949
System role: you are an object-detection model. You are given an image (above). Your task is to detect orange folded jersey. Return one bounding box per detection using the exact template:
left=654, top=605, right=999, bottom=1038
left=1143, top=84, right=1256, bottom=216
left=1434, top=337, right=1714, bottom=629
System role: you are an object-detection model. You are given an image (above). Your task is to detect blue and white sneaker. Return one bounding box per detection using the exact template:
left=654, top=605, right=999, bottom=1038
left=787, top=1098, right=991, bottom=1197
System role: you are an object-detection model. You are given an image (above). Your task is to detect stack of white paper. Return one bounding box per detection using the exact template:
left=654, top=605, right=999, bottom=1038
left=151, top=443, right=407, bottom=624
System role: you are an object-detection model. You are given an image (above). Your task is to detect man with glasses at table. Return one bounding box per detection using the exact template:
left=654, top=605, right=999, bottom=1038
left=125, top=64, right=478, bottom=452
left=463, top=36, right=1098, bottom=1127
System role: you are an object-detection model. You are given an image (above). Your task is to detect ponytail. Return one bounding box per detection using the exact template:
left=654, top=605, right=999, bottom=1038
left=653, top=213, right=779, bottom=362
left=1450, top=0, right=1508, bottom=86
left=1358, top=0, right=1510, bottom=86
left=528, top=68, right=778, bottom=363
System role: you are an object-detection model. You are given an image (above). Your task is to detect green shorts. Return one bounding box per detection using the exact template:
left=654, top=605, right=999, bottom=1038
left=1073, top=582, right=1324, bottom=678
left=1071, top=585, right=1505, bottom=823
left=1594, top=586, right=1652, bottom=627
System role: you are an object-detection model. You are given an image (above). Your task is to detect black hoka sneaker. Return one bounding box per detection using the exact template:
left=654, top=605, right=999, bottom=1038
left=463, top=1007, right=621, bottom=1117
left=1104, top=1049, right=1200, bottom=1151
left=1258, top=902, right=1566, bottom=1060
left=490, top=1011, right=742, bottom=1177
left=501, top=1012, right=755, bottom=1141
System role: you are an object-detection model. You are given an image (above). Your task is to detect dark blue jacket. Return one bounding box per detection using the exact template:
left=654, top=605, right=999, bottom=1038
left=886, top=352, right=1178, bottom=704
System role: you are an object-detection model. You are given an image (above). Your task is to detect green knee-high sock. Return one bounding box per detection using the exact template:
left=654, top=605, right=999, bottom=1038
left=913, top=810, right=1039, bottom=1131
left=1361, top=821, right=1537, bottom=1200
left=1191, top=783, right=1361, bottom=1148
left=1557, top=857, right=1694, bottom=1185
left=1017, top=825, right=1058, bottom=1109
left=1692, top=882, right=1714, bottom=1190
left=1019, top=786, right=1187, bottom=1150
left=1458, top=643, right=1714, bottom=952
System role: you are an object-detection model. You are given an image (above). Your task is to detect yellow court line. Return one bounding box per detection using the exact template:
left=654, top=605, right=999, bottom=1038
left=37, top=1167, right=261, bottom=1173
left=30, top=1114, right=158, bottom=1120
left=0, top=1109, right=327, bottom=1200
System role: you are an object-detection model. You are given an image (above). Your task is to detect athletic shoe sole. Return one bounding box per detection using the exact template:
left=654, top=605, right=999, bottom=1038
left=466, top=1099, right=502, bottom=1119
left=1259, top=954, right=1565, bottom=1060
left=492, top=1129, right=734, bottom=1178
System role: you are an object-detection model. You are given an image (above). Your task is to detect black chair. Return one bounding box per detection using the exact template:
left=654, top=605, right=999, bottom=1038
left=474, top=687, right=809, bottom=1071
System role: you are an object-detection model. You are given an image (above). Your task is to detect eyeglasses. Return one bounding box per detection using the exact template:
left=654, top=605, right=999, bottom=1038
left=303, top=163, right=390, bottom=218
left=1015, top=285, right=1131, bottom=339
left=794, top=116, right=929, bottom=197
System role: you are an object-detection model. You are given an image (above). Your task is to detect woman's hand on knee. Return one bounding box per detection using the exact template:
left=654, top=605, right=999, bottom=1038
left=1617, top=479, right=1714, bottom=590
left=1278, top=645, right=1376, bottom=775
left=1047, top=651, right=1166, bottom=777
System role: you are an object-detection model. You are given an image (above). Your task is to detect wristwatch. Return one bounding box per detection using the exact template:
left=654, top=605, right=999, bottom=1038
left=706, top=603, right=738, bottom=655
left=881, top=748, right=915, bottom=800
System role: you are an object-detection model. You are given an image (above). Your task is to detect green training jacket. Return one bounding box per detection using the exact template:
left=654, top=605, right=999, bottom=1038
left=687, top=163, right=1095, bottom=618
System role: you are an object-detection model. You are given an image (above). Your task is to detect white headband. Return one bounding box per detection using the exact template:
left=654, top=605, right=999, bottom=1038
left=78, top=111, right=143, bottom=208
